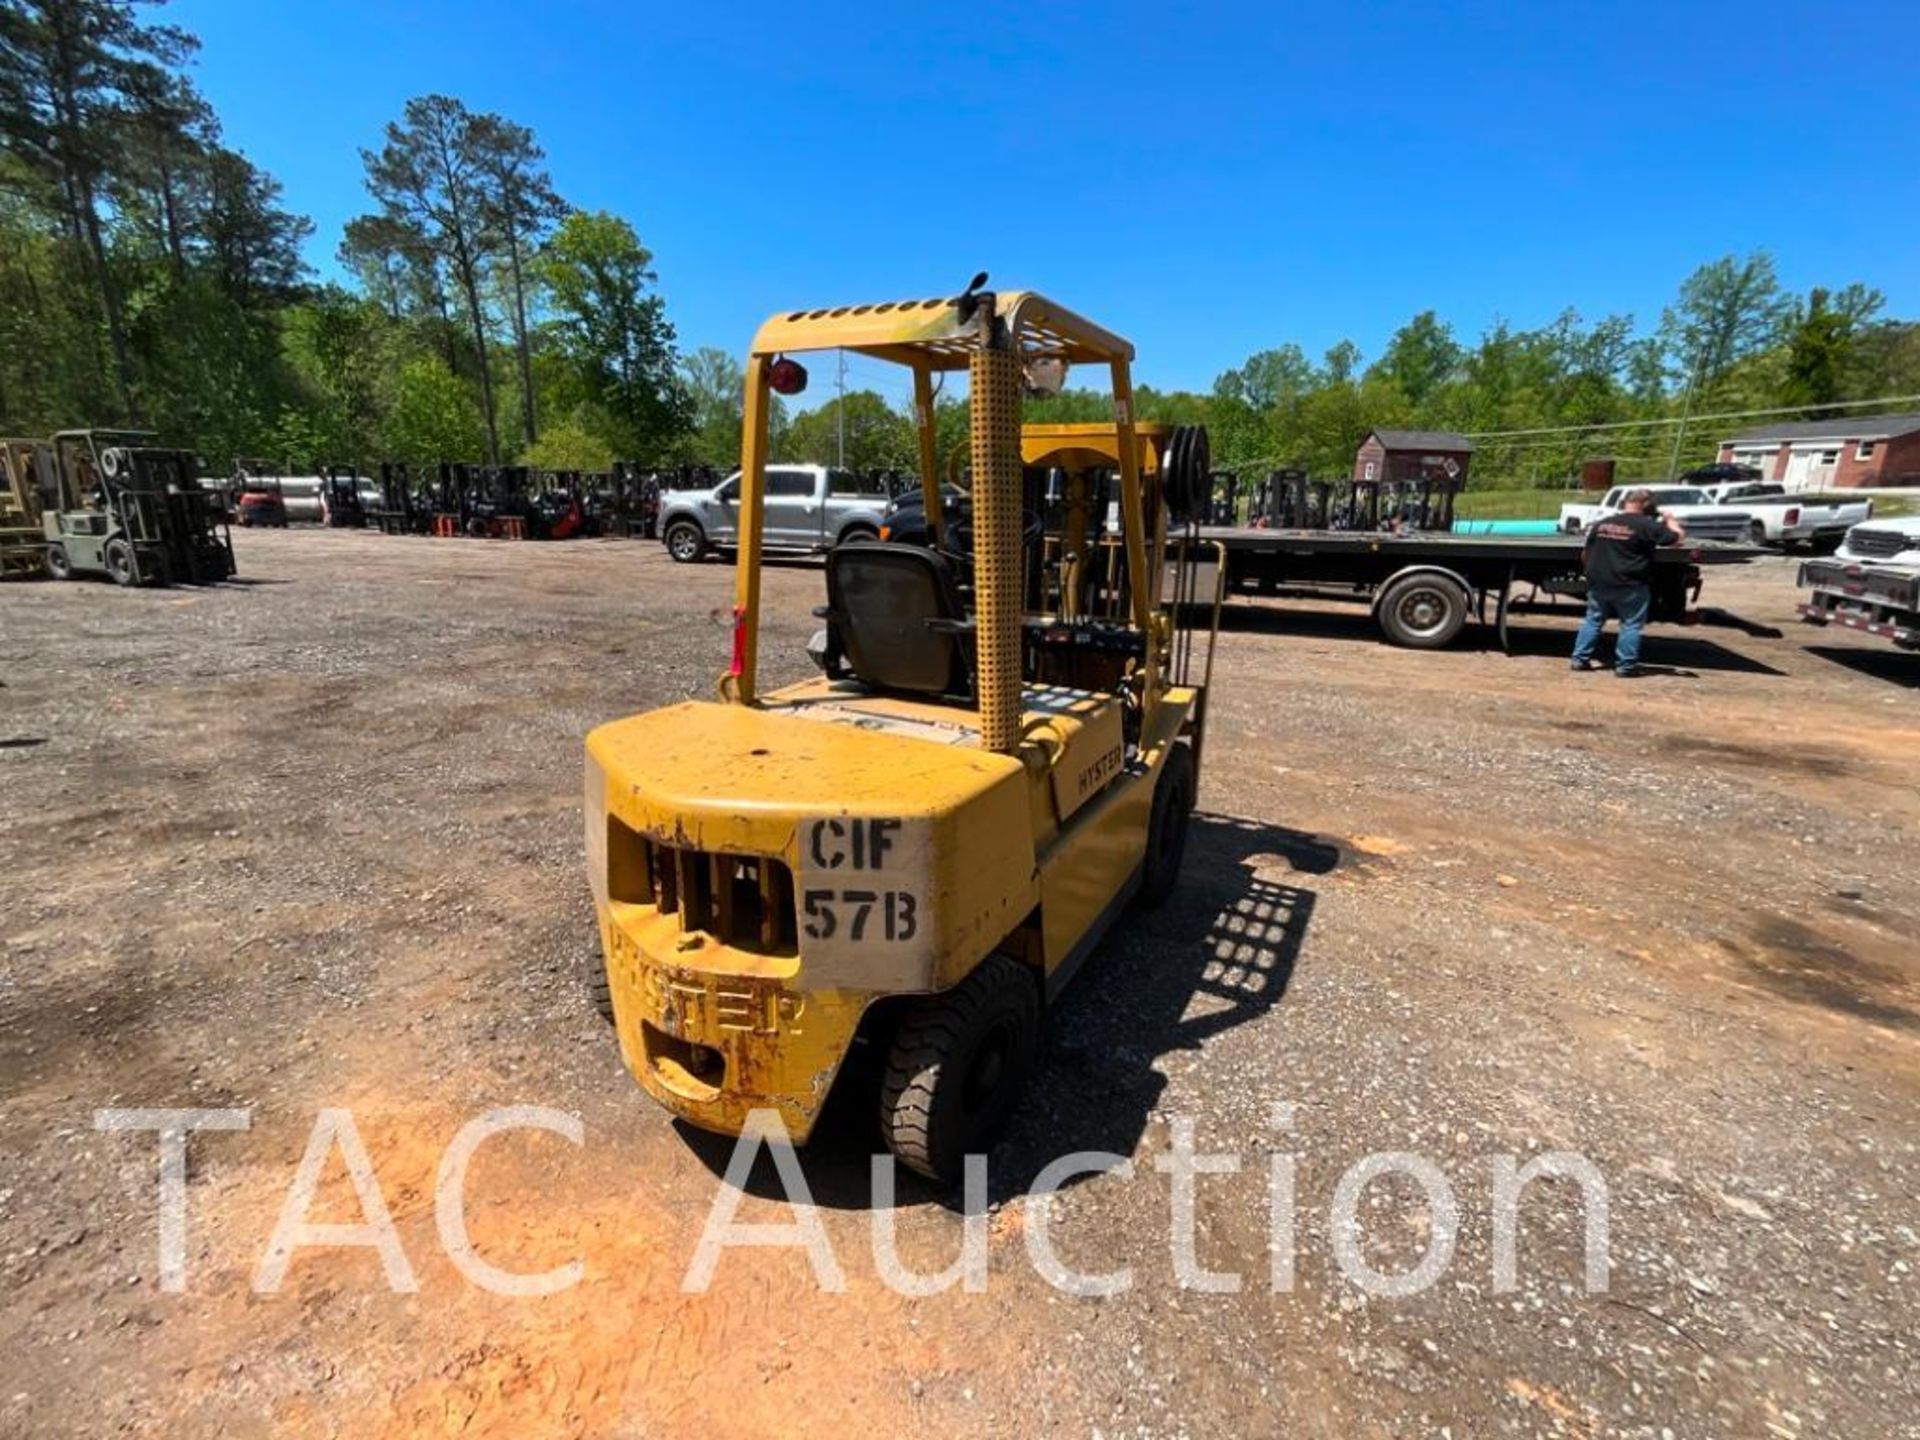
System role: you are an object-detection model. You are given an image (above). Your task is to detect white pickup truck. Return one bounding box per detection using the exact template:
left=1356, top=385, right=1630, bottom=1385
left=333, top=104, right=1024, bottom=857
left=1558, top=484, right=1753, bottom=543
left=1798, top=516, right=1920, bottom=650
left=1693, top=481, right=1873, bottom=549
left=1834, top=513, right=1920, bottom=568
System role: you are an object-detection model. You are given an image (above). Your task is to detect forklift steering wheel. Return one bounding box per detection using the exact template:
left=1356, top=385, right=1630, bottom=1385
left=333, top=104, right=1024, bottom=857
left=940, top=509, right=1044, bottom=560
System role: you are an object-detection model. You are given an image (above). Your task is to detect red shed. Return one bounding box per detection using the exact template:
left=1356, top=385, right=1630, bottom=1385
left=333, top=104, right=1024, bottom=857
left=1353, top=428, right=1474, bottom=485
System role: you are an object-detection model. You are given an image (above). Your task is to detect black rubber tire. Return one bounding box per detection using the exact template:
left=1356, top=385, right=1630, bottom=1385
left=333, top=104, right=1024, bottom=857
left=878, top=953, right=1040, bottom=1183
left=665, top=521, right=706, bottom=563
left=1137, top=742, right=1195, bottom=909
left=1376, top=573, right=1470, bottom=649
left=104, top=539, right=136, bottom=587
left=837, top=524, right=878, bottom=548
left=583, top=946, right=614, bottom=1025
left=1749, top=520, right=1769, bottom=547
left=46, top=543, right=73, bottom=581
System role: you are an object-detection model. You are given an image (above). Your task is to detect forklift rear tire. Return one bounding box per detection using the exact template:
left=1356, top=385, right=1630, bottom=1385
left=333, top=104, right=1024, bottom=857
left=104, top=539, right=136, bottom=587
left=665, top=521, right=706, bottom=563
left=879, top=953, right=1040, bottom=1183
left=46, top=543, right=73, bottom=581
left=583, top=947, right=614, bottom=1026
left=1137, top=741, right=1195, bottom=909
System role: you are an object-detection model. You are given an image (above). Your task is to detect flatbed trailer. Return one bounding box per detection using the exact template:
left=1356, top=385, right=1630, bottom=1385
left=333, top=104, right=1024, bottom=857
left=1192, top=526, right=1762, bottom=650
left=1797, top=557, right=1920, bottom=651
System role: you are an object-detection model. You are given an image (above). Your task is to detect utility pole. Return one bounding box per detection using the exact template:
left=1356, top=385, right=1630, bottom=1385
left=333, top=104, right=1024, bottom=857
left=836, top=350, right=847, bottom=469
left=1666, top=359, right=1701, bottom=480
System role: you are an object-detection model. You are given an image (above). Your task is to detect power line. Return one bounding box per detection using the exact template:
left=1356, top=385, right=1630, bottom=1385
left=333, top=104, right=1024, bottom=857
left=1468, top=392, right=1920, bottom=440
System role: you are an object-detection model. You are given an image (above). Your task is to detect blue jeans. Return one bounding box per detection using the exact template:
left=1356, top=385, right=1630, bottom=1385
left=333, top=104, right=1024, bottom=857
left=1571, top=583, right=1651, bottom=671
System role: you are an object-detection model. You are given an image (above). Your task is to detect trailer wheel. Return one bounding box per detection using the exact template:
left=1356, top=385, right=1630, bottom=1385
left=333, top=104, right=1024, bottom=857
left=665, top=521, right=706, bottom=563
left=104, top=539, right=136, bottom=587
left=879, top=953, right=1040, bottom=1183
left=46, top=543, right=73, bottom=580
left=1377, top=572, right=1469, bottom=648
left=1137, top=741, right=1195, bottom=909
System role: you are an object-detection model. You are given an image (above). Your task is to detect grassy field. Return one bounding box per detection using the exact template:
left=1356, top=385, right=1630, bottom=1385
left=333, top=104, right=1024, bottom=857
left=1453, top=489, right=1575, bottom=520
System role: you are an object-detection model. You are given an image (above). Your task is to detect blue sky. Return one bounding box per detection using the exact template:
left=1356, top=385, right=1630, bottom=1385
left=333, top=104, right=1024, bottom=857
left=171, top=0, right=1919, bottom=405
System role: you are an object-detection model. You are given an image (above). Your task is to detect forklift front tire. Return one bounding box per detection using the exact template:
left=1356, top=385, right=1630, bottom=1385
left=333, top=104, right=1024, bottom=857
left=665, top=521, right=706, bottom=563
left=104, top=539, right=136, bottom=587
left=46, top=543, right=73, bottom=581
left=1137, top=742, right=1195, bottom=909
left=879, top=952, right=1040, bottom=1183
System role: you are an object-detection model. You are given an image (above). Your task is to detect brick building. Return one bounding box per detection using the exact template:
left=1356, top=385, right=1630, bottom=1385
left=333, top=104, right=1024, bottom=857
left=1352, top=428, right=1474, bottom=485
left=1717, top=413, right=1920, bottom=490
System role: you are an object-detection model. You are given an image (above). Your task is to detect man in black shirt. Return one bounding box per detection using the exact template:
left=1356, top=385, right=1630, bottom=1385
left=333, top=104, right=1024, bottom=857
left=1571, top=488, right=1684, bottom=676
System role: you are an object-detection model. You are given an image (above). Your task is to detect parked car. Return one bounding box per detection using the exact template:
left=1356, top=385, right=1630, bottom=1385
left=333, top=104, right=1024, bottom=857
left=1558, top=484, right=1753, bottom=543
left=236, top=478, right=289, bottom=527
left=1679, top=463, right=1765, bottom=487
left=1835, top=514, right=1920, bottom=568
left=876, top=484, right=970, bottom=546
left=658, top=464, right=892, bottom=562
left=1690, top=480, right=1873, bottom=549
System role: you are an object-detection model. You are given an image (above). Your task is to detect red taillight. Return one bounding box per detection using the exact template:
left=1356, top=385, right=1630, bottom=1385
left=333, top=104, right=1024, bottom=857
left=1784, top=507, right=1800, bottom=526
left=768, top=356, right=809, bottom=396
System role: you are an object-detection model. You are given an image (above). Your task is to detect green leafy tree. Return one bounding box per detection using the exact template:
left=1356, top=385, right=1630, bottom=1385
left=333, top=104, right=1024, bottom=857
left=384, top=354, right=487, bottom=462
left=536, top=209, right=688, bottom=458
left=359, top=94, right=504, bottom=460
left=469, top=111, right=565, bottom=449
left=0, top=0, right=197, bottom=417
left=1369, top=311, right=1461, bottom=408
left=679, top=345, right=746, bottom=464
left=520, top=409, right=615, bottom=470
left=1661, top=252, right=1795, bottom=394
left=1783, top=284, right=1884, bottom=415
left=778, top=389, right=913, bottom=469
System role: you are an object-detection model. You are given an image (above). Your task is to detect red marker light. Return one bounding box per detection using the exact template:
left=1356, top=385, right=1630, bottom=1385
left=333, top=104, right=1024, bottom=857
left=768, top=357, right=809, bottom=396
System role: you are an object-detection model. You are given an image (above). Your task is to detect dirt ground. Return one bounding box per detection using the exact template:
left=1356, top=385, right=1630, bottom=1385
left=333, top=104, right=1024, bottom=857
left=1, top=529, right=1915, bottom=1439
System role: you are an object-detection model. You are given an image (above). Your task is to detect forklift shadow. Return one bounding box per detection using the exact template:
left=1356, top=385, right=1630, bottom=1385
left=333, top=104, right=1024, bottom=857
left=675, top=813, right=1331, bottom=1212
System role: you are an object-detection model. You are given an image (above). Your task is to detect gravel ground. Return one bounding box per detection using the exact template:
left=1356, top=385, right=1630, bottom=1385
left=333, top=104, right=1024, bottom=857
left=0, top=531, right=1914, bottom=1439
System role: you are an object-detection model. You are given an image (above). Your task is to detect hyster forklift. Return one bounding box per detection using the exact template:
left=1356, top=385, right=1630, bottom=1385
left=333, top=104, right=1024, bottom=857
left=42, top=430, right=234, bottom=586
left=583, top=281, right=1225, bottom=1180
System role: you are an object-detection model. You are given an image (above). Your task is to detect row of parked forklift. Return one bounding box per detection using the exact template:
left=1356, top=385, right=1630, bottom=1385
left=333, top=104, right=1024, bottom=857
left=1, top=430, right=234, bottom=586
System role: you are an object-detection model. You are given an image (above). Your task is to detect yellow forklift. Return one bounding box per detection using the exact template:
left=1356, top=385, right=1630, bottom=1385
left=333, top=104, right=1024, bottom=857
left=584, top=280, right=1225, bottom=1179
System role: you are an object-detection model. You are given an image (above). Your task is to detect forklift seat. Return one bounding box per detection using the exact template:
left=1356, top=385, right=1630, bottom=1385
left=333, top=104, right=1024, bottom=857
left=823, top=542, right=972, bottom=697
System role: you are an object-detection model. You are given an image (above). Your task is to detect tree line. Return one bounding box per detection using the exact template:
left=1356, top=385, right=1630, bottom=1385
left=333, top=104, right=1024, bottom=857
left=4, top=2, right=1917, bottom=487
left=803, top=261, right=1920, bottom=486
